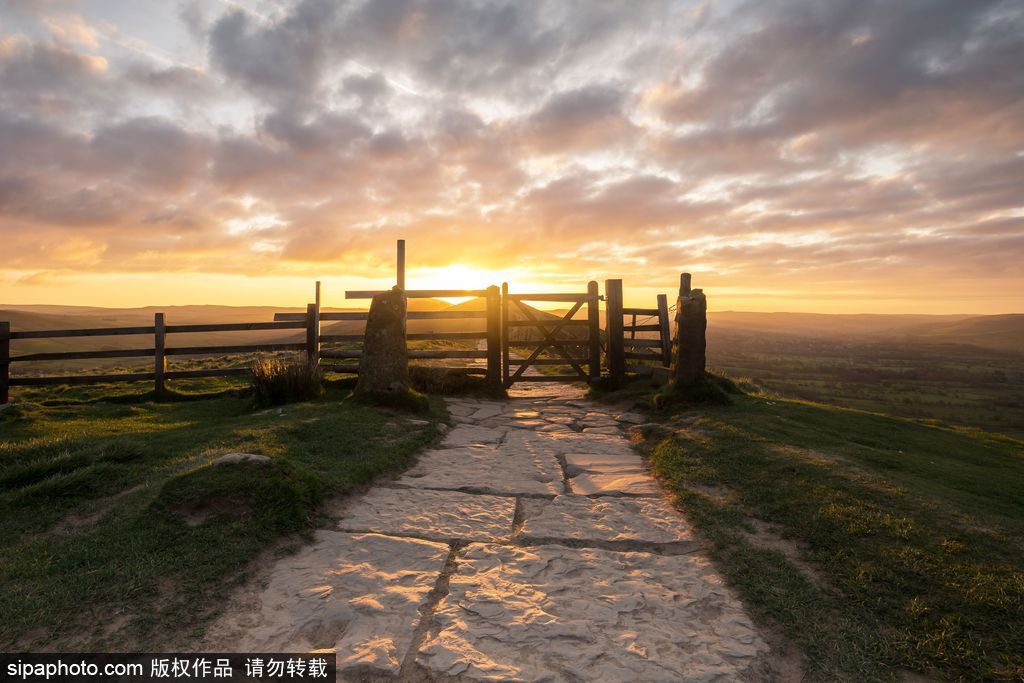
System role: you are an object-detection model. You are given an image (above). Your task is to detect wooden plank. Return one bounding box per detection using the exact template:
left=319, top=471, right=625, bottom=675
left=409, top=310, right=486, bottom=319
left=165, top=368, right=251, bottom=379
left=319, top=334, right=364, bottom=343
left=345, top=289, right=488, bottom=299
left=622, top=324, right=662, bottom=332
left=407, top=332, right=486, bottom=341
left=11, top=326, right=155, bottom=339
left=625, top=363, right=655, bottom=377
left=508, top=358, right=589, bottom=366
left=512, top=375, right=591, bottom=382
left=587, top=281, right=602, bottom=381
left=622, top=307, right=659, bottom=315
left=276, top=312, right=368, bottom=322
left=486, top=285, right=501, bottom=385
left=11, top=348, right=155, bottom=362
left=505, top=340, right=587, bottom=349
left=505, top=319, right=589, bottom=327
left=408, top=350, right=488, bottom=359
left=10, top=372, right=155, bottom=386
left=506, top=293, right=590, bottom=302
left=0, top=321, right=9, bottom=404
left=154, top=313, right=166, bottom=398
left=165, top=321, right=304, bottom=333
left=623, top=338, right=663, bottom=348
left=165, top=343, right=306, bottom=356
left=657, top=293, right=672, bottom=366
left=605, top=279, right=624, bottom=382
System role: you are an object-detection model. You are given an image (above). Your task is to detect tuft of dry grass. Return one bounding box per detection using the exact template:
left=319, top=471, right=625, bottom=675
left=250, top=357, right=324, bottom=407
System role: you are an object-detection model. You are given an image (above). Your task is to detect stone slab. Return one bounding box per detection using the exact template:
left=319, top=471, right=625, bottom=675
left=395, top=447, right=563, bottom=496
left=570, top=471, right=661, bottom=497
left=206, top=532, right=448, bottom=677
left=520, top=495, right=696, bottom=545
left=563, top=450, right=645, bottom=474
left=440, top=425, right=505, bottom=448
left=416, top=543, right=767, bottom=682
left=339, top=488, right=516, bottom=542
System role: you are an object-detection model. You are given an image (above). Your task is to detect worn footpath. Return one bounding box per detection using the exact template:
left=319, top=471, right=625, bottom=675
left=204, top=384, right=769, bottom=681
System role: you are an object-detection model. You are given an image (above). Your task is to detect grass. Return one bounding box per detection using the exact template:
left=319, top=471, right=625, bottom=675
left=621, top=379, right=1024, bottom=680
left=0, top=378, right=445, bottom=650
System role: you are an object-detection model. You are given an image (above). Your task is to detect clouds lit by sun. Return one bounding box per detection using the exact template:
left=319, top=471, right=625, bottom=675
left=0, top=0, right=1022, bottom=312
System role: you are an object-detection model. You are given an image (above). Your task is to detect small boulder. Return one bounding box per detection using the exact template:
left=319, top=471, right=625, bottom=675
left=215, top=452, right=271, bottom=466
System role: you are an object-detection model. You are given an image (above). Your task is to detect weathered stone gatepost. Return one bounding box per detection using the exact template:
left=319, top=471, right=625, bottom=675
left=671, top=273, right=707, bottom=385
left=355, top=286, right=409, bottom=396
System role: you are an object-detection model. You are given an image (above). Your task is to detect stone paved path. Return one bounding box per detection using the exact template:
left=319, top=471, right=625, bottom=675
left=206, top=384, right=769, bottom=681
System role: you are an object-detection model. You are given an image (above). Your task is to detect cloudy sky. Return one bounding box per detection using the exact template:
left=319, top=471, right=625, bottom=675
left=1, top=0, right=1022, bottom=312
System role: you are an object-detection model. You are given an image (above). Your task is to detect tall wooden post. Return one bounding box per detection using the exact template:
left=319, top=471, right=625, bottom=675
left=672, top=273, right=707, bottom=385
left=485, top=285, right=501, bottom=386
left=605, top=279, right=625, bottom=383
left=396, top=240, right=406, bottom=290
left=306, top=303, right=320, bottom=364
left=0, top=321, right=10, bottom=405
left=501, top=282, right=510, bottom=388
left=587, top=281, right=602, bottom=382
left=657, top=293, right=671, bottom=367
left=154, top=313, right=166, bottom=399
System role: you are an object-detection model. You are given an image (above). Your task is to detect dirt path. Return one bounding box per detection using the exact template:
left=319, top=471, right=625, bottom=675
left=204, top=384, right=770, bottom=681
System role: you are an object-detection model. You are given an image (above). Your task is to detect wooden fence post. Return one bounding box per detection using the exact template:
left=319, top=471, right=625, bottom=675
left=397, top=239, right=406, bottom=290
left=680, top=272, right=692, bottom=297
left=605, top=279, right=625, bottom=383
left=306, top=302, right=319, bottom=364
left=154, top=313, right=166, bottom=399
left=672, top=273, right=707, bottom=385
left=501, top=282, right=510, bottom=388
left=587, top=280, right=602, bottom=382
left=657, top=293, right=671, bottom=367
left=486, top=285, right=501, bottom=386
left=1, top=321, right=10, bottom=404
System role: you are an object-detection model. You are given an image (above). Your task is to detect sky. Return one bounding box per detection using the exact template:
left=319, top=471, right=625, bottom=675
left=0, top=0, right=1022, bottom=313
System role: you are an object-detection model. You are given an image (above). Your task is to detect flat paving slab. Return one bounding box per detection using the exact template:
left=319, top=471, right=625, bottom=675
left=394, top=446, right=563, bottom=496
left=204, top=531, right=448, bottom=678
left=520, top=494, right=698, bottom=546
left=416, top=543, right=768, bottom=682
left=339, top=487, right=515, bottom=543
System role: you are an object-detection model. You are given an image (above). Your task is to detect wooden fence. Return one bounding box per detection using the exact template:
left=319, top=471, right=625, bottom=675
left=604, top=278, right=673, bottom=383
left=0, top=276, right=684, bottom=402
left=0, top=315, right=309, bottom=402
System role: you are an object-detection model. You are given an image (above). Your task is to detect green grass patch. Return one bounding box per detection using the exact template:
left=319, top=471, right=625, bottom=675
left=0, top=382, right=445, bottom=650
left=634, top=393, right=1024, bottom=681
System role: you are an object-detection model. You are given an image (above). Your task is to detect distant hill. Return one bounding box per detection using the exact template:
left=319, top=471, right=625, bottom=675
left=709, top=312, right=974, bottom=340
left=899, top=314, right=1024, bottom=354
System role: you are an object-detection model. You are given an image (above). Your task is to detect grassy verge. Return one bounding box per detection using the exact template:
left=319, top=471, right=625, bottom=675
left=623, top=382, right=1024, bottom=680
left=0, top=379, right=445, bottom=650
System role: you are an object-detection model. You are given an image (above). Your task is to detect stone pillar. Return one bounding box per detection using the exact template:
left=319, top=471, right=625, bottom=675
left=355, top=287, right=409, bottom=395
left=671, top=274, right=707, bottom=385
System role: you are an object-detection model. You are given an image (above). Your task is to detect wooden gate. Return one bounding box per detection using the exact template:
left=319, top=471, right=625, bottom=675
left=500, top=282, right=602, bottom=387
